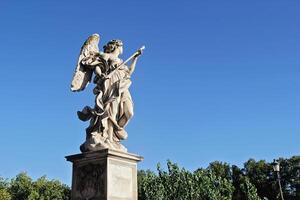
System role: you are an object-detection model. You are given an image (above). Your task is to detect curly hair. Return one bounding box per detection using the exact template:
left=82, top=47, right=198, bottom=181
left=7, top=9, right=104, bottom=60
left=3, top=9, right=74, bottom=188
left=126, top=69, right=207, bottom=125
left=103, top=39, right=123, bottom=53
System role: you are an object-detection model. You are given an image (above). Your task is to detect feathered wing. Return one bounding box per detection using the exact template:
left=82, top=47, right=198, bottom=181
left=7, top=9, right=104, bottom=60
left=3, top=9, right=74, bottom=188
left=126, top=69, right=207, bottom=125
left=71, top=34, right=100, bottom=92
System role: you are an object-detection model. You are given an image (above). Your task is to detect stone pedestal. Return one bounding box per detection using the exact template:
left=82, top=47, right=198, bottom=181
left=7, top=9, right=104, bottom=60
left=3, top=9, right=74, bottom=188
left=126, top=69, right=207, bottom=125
left=66, top=149, right=143, bottom=200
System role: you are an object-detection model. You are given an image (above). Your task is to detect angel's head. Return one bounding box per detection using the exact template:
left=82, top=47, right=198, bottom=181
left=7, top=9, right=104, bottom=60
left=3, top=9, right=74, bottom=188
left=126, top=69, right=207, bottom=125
left=103, top=39, right=123, bottom=55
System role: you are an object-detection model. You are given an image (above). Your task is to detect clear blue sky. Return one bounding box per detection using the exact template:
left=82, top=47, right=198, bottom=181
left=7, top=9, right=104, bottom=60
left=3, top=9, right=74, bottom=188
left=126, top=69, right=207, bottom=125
left=0, top=1, right=299, bottom=184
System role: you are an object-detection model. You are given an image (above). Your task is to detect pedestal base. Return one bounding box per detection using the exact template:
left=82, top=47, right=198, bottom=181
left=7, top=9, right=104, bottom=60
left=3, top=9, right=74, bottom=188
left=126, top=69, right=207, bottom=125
left=66, top=149, right=143, bottom=200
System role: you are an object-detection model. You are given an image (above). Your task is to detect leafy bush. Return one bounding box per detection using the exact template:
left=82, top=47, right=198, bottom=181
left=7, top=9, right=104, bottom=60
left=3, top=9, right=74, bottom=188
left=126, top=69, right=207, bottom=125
left=0, top=188, right=11, bottom=200
left=0, top=173, right=70, bottom=200
left=139, top=160, right=235, bottom=200
left=138, top=156, right=299, bottom=200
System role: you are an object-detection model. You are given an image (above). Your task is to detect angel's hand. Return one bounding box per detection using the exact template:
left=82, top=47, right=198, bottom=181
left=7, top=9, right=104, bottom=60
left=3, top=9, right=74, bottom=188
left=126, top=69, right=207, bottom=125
left=134, top=49, right=143, bottom=58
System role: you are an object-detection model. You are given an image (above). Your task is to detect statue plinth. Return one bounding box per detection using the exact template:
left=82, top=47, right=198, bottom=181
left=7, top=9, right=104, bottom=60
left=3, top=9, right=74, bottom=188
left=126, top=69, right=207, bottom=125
left=66, top=149, right=143, bottom=200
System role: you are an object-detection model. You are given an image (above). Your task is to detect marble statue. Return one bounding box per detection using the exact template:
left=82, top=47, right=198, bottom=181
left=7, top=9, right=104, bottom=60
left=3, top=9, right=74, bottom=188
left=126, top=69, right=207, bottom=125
left=71, top=33, right=144, bottom=152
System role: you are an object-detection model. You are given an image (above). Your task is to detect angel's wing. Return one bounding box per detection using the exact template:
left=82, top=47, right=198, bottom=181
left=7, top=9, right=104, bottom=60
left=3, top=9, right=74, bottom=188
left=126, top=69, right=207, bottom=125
left=71, top=33, right=100, bottom=92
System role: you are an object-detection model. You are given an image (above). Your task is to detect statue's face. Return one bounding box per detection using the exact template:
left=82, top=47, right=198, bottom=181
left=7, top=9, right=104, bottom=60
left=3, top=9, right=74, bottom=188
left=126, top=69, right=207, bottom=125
left=118, top=46, right=123, bottom=55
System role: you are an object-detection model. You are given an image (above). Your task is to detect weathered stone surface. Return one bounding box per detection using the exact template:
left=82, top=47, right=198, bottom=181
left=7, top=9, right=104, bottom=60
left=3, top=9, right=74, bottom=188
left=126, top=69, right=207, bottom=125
left=70, top=34, right=145, bottom=153
left=66, top=149, right=143, bottom=200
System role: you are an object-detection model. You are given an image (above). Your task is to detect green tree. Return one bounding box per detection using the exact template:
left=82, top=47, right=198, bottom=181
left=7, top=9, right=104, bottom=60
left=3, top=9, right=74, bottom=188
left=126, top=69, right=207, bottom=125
left=240, top=177, right=262, bottom=200
left=157, top=161, right=189, bottom=200
left=29, top=176, right=70, bottom=200
left=276, top=156, right=300, bottom=200
left=8, top=173, right=70, bottom=200
left=138, top=160, right=234, bottom=200
left=244, top=159, right=275, bottom=199
left=138, top=170, right=164, bottom=200
left=232, top=165, right=246, bottom=200
left=10, top=172, right=33, bottom=200
left=0, top=188, right=12, bottom=200
left=0, top=177, right=10, bottom=190
left=243, top=157, right=300, bottom=200
left=193, top=169, right=234, bottom=200
left=0, top=177, right=11, bottom=200
left=207, top=161, right=232, bottom=180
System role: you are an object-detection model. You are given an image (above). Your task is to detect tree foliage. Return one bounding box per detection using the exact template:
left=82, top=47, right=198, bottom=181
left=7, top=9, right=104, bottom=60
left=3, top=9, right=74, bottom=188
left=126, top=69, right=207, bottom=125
left=138, top=156, right=299, bottom=200
left=244, top=156, right=300, bottom=200
left=0, top=156, right=298, bottom=200
left=0, top=172, right=70, bottom=200
left=139, top=160, right=235, bottom=200
left=0, top=188, right=11, bottom=200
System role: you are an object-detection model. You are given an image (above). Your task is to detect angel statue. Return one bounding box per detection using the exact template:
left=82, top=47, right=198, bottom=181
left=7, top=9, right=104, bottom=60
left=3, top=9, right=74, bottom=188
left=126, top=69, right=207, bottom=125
left=71, top=33, right=144, bottom=152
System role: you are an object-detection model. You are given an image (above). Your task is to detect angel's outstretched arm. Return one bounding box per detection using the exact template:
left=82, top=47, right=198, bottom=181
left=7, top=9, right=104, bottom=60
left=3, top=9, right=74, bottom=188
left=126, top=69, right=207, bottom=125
left=128, top=56, right=138, bottom=75
left=128, top=48, right=144, bottom=75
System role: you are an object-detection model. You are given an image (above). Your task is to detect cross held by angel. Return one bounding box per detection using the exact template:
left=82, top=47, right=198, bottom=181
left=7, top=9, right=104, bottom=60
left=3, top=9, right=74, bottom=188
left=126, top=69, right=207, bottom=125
left=71, top=33, right=144, bottom=152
